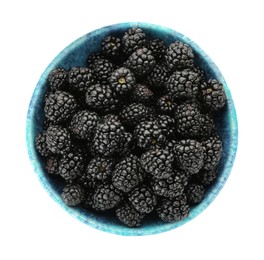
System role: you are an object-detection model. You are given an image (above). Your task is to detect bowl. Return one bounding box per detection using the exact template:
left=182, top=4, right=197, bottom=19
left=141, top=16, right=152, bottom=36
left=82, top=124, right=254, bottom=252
left=26, top=22, right=238, bottom=236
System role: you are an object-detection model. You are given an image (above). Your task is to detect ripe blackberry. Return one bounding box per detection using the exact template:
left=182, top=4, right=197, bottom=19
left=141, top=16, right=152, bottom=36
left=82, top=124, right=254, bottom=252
left=46, top=125, right=71, bottom=155
left=112, top=154, right=143, bottom=193
left=165, top=40, right=194, bottom=71
left=186, top=183, right=205, bottom=205
left=46, top=156, right=59, bottom=175
left=109, top=67, right=135, bottom=96
left=68, top=67, right=94, bottom=93
left=148, top=39, right=166, bottom=61
left=101, top=36, right=122, bottom=61
left=165, top=70, right=201, bottom=100
left=86, top=52, right=105, bottom=66
left=118, top=131, right=134, bottom=158
left=91, top=58, right=114, bottom=84
left=48, top=68, right=68, bottom=91
left=128, top=185, right=157, bottom=214
left=93, top=183, right=122, bottom=211
left=122, top=27, right=146, bottom=55
left=92, top=115, right=125, bottom=157
left=156, top=114, right=175, bottom=138
left=126, top=47, right=156, bottom=77
left=200, top=79, right=226, bottom=111
left=85, top=84, right=119, bottom=114
left=86, top=157, right=115, bottom=182
left=130, top=84, right=154, bottom=105
left=198, top=113, right=214, bottom=138
left=35, top=131, right=51, bottom=157
left=116, top=202, right=145, bottom=227
left=156, top=194, right=190, bottom=222
left=69, top=110, right=99, bottom=140
left=119, top=103, right=154, bottom=128
left=175, top=101, right=202, bottom=137
left=174, top=139, right=204, bottom=175
left=156, top=95, right=176, bottom=115
left=140, top=147, right=174, bottom=179
left=151, top=172, right=185, bottom=198
left=58, top=150, right=85, bottom=181
left=196, top=169, right=218, bottom=187
left=202, top=133, right=223, bottom=171
left=61, top=183, right=85, bottom=207
left=44, top=91, right=78, bottom=124
left=134, top=120, right=166, bottom=149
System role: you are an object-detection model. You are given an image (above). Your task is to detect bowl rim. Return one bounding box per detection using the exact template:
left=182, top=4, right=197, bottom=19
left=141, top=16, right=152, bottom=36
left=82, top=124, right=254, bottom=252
left=26, top=22, right=238, bottom=236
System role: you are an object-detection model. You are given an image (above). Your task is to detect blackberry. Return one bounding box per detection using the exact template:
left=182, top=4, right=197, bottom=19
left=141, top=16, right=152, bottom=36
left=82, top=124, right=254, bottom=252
left=86, top=157, right=115, bottom=182
left=186, top=184, right=205, bottom=205
left=126, top=47, right=156, bottom=77
left=156, top=95, right=176, bottom=115
left=93, top=183, right=122, bottom=211
left=174, top=139, right=204, bottom=175
left=156, top=114, right=175, bottom=138
left=85, top=84, right=119, bottom=114
left=58, top=150, right=85, bottom=181
left=109, top=67, right=135, bottom=96
left=165, top=40, right=194, bottom=71
left=68, top=67, right=94, bottom=93
left=202, top=133, right=223, bottom=171
left=198, top=113, right=214, bottom=138
left=118, top=131, right=134, bottom=157
left=86, top=52, right=105, bottom=66
left=101, top=36, right=122, bottom=61
left=119, top=103, right=153, bottom=128
left=200, top=79, right=226, bottom=111
left=134, top=120, right=166, bottom=149
left=144, top=64, right=169, bottom=91
left=140, top=147, right=174, bottom=179
left=61, top=183, right=85, bottom=206
left=165, top=70, right=201, bottom=100
left=175, top=101, right=202, bottom=137
left=156, top=194, right=190, bottom=222
left=46, top=125, right=71, bottom=155
left=122, top=27, right=146, bottom=55
left=196, top=169, right=218, bottom=187
left=92, top=115, right=125, bottom=157
left=44, top=91, right=78, bottom=124
left=148, top=39, right=166, bottom=61
left=69, top=110, right=99, bottom=140
left=46, top=156, right=59, bottom=175
left=112, top=154, right=143, bottom=193
left=48, top=68, right=68, bottom=91
left=91, top=58, right=114, bottom=84
left=128, top=185, right=157, bottom=213
left=151, top=172, right=185, bottom=198
left=130, top=84, right=154, bottom=105
left=116, top=202, right=145, bottom=227
left=35, top=131, right=51, bottom=157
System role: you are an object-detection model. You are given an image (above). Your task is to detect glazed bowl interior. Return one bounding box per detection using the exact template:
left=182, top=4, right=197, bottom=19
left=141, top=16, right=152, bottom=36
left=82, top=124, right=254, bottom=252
left=26, top=22, right=238, bottom=236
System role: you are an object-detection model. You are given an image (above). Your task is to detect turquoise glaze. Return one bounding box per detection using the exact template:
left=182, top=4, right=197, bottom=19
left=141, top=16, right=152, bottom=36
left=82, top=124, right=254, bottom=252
left=26, top=22, right=238, bottom=236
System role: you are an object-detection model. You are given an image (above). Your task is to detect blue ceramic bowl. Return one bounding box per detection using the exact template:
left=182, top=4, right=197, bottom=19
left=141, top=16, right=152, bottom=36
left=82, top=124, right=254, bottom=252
left=26, top=22, right=238, bottom=236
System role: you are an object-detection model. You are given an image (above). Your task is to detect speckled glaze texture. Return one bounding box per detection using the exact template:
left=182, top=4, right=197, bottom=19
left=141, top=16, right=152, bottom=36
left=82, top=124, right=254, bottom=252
left=26, top=22, right=238, bottom=236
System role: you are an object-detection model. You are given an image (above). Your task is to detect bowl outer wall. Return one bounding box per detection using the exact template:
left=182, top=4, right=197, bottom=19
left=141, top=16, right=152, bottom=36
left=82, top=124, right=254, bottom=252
left=26, top=22, right=238, bottom=236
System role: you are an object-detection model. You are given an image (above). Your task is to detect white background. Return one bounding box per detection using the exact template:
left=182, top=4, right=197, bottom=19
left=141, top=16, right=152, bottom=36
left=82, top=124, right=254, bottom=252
left=1, top=0, right=263, bottom=259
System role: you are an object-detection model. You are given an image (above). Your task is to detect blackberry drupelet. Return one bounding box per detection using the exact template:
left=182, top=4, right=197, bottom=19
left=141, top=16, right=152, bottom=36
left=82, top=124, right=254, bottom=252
left=46, top=125, right=71, bottom=155
left=109, top=67, right=135, bottom=96
left=69, top=110, right=99, bottom=140
left=202, top=133, right=223, bottom=171
left=68, top=67, right=94, bottom=93
left=101, top=36, right=122, bottom=61
left=156, top=114, right=175, bottom=138
left=130, top=84, right=154, bottom=105
left=134, top=120, right=166, bottom=149
left=93, top=183, right=122, bottom=211
left=35, top=131, right=51, bottom=157
left=156, top=194, right=190, bottom=222
left=112, top=154, right=143, bottom=193
left=165, top=40, right=194, bottom=71
left=91, top=58, right=114, bottom=84
left=156, top=95, right=176, bottom=115
left=122, top=27, right=146, bottom=55
left=148, top=39, right=166, bottom=61
left=200, top=79, right=226, bottom=111
left=174, top=139, right=204, bottom=175
left=116, top=202, right=145, bottom=227
left=44, top=90, right=78, bottom=124
left=186, top=183, right=205, bottom=205
left=48, top=68, right=68, bottom=91
left=129, top=185, right=157, bottom=214
left=126, top=47, right=156, bottom=77
left=140, top=147, right=174, bottom=179
left=46, top=156, right=59, bottom=175
left=61, top=183, right=85, bottom=206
